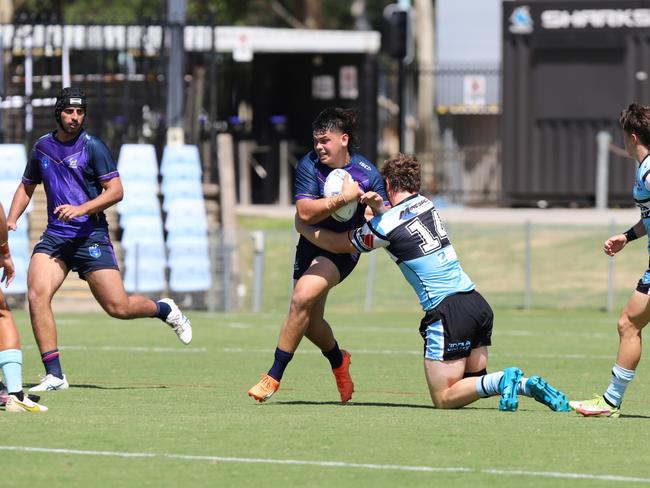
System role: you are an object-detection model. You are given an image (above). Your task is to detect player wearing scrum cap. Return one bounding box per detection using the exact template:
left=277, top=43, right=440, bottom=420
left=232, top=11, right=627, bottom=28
left=6, top=87, right=192, bottom=392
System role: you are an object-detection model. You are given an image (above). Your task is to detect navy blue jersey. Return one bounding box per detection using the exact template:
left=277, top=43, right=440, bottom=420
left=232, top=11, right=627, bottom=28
left=23, top=130, right=119, bottom=238
left=294, top=150, right=388, bottom=232
left=349, top=193, right=475, bottom=311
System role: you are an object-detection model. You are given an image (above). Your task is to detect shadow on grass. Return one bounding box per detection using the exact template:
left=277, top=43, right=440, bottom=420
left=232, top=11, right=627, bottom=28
left=278, top=400, right=434, bottom=409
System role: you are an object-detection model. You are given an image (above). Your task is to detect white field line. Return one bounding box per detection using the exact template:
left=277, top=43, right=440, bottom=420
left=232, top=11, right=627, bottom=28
left=223, top=347, right=613, bottom=360
left=225, top=323, right=613, bottom=339
left=22, top=345, right=207, bottom=354
left=0, top=446, right=648, bottom=483
left=18, top=344, right=609, bottom=360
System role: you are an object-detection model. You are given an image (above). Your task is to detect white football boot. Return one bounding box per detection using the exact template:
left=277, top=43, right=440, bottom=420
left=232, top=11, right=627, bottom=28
left=158, top=298, right=192, bottom=344
left=6, top=393, right=48, bottom=412
left=29, top=374, right=69, bottom=392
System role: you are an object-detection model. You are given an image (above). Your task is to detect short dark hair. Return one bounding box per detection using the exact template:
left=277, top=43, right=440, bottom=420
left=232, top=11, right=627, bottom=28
left=312, top=107, right=359, bottom=150
left=620, top=103, right=650, bottom=147
left=381, top=154, right=421, bottom=193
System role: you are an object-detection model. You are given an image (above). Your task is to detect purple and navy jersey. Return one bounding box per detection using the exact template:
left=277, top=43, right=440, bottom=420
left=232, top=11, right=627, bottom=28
left=23, top=130, right=119, bottom=238
left=294, top=150, right=388, bottom=232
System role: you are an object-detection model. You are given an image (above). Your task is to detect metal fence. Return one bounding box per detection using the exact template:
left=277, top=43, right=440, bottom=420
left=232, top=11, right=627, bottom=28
left=224, top=220, right=641, bottom=314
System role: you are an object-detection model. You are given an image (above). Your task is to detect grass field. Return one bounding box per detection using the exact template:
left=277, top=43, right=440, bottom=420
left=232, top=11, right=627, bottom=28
left=3, top=307, right=650, bottom=487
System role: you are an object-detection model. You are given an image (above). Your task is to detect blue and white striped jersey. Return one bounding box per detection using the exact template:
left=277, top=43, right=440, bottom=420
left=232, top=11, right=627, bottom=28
left=349, top=193, right=475, bottom=311
left=634, top=154, right=650, bottom=254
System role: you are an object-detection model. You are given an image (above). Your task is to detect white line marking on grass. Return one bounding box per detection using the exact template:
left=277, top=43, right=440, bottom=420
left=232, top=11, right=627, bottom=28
left=22, top=345, right=207, bottom=354
left=223, top=347, right=613, bottom=360
left=0, top=446, right=648, bottom=483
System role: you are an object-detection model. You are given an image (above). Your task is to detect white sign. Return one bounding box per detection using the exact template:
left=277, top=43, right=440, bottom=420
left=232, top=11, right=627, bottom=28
left=312, top=75, right=335, bottom=100
left=339, top=66, right=358, bottom=99
left=463, top=75, right=486, bottom=106
left=233, top=31, right=253, bottom=62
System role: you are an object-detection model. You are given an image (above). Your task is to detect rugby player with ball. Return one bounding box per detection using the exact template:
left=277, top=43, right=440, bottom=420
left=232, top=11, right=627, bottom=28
left=248, top=107, right=388, bottom=403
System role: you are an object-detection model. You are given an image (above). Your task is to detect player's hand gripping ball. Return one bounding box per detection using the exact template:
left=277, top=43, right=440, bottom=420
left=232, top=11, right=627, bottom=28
left=323, top=168, right=358, bottom=222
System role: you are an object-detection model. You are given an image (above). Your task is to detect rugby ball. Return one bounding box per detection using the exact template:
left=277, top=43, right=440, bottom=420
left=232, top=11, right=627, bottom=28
left=323, top=168, right=358, bottom=222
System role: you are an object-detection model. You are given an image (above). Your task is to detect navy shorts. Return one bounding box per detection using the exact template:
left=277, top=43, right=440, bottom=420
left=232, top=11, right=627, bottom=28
left=33, top=231, right=119, bottom=279
left=418, top=290, right=494, bottom=361
left=293, top=235, right=360, bottom=282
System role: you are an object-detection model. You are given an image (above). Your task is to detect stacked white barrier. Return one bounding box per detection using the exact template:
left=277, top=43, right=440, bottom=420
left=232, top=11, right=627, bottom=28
left=0, top=144, right=31, bottom=294
left=160, top=145, right=211, bottom=292
left=117, top=144, right=167, bottom=293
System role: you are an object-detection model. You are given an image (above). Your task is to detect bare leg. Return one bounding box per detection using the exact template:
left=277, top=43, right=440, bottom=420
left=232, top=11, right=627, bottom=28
left=0, top=292, right=19, bottom=351
left=277, top=257, right=339, bottom=353
left=304, top=292, right=337, bottom=352
left=424, top=346, right=489, bottom=409
left=614, top=290, right=650, bottom=370
left=27, top=253, right=68, bottom=354
left=85, top=269, right=157, bottom=319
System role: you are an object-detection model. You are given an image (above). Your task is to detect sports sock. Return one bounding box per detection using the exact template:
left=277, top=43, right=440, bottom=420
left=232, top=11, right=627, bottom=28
left=0, top=349, right=23, bottom=394
left=604, top=363, right=635, bottom=407
left=154, top=300, right=172, bottom=321
left=41, top=349, right=63, bottom=379
left=322, top=342, right=343, bottom=369
left=9, top=391, right=24, bottom=401
left=267, top=347, right=294, bottom=381
left=518, top=376, right=530, bottom=396
left=475, top=371, right=504, bottom=397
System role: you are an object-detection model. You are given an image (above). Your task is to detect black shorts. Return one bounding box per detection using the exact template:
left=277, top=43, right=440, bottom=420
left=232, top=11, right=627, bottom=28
left=418, top=290, right=494, bottom=361
left=33, top=230, right=120, bottom=279
left=293, top=235, right=360, bottom=282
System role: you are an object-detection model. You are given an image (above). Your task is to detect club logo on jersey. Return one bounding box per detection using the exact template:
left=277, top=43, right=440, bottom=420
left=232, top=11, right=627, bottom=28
left=88, top=244, right=101, bottom=259
left=40, top=156, right=50, bottom=169
left=67, top=157, right=78, bottom=169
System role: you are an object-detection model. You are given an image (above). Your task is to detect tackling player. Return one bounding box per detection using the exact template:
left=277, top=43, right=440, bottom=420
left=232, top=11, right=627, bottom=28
left=0, top=202, right=47, bottom=412
left=247, top=107, right=388, bottom=403
left=296, top=154, right=570, bottom=411
left=571, top=103, right=650, bottom=417
left=6, top=87, right=192, bottom=392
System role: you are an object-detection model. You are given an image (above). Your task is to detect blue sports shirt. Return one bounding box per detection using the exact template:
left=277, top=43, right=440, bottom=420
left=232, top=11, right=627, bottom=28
left=294, top=150, right=388, bottom=232
left=349, top=193, right=475, bottom=311
left=23, top=130, right=119, bottom=238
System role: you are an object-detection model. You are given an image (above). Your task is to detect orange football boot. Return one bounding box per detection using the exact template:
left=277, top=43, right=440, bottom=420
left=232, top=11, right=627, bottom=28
left=248, top=374, right=280, bottom=402
left=332, top=350, right=354, bottom=403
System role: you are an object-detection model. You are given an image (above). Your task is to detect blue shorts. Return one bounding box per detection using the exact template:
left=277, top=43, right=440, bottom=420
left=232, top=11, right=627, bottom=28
left=33, top=231, right=119, bottom=279
left=293, top=235, right=360, bottom=282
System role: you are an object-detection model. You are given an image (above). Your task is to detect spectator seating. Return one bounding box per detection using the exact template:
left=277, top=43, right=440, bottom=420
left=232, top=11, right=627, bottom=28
left=0, top=144, right=31, bottom=294
left=161, top=145, right=211, bottom=293
left=116, top=144, right=166, bottom=293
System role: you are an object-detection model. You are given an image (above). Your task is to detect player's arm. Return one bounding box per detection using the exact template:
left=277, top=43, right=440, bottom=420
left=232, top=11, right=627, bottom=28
left=0, top=203, right=15, bottom=286
left=54, top=176, right=123, bottom=222
left=604, top=219, right=646, bottom=256
left=361, top=191, right=388, bottom=217
left=7, top=181, right=36, bottom=231
left=296, top=174, right=361, bottom=224
left=295, top=214, right=357, bottom=254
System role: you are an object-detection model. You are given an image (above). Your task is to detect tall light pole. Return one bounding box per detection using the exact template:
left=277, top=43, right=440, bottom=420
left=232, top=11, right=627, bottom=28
left=167, top=0, right=186, bottom=145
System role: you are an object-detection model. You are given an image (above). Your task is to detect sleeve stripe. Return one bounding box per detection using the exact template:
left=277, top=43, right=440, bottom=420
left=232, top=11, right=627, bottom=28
left=643, top=169, right=650, bottom=183
left=367, top=220, right=388, bottom=240
left=98, top=171, right=119, bottom=181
